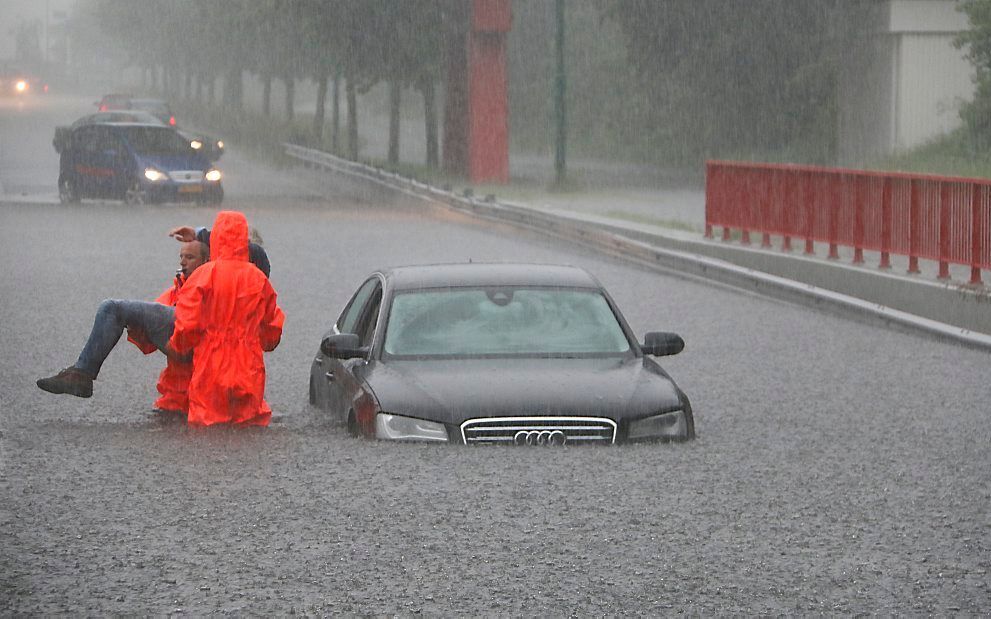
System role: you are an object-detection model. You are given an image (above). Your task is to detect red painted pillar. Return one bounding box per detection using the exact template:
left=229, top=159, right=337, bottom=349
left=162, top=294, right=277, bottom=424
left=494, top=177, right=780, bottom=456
left=444, top=0, right=511, bottom=184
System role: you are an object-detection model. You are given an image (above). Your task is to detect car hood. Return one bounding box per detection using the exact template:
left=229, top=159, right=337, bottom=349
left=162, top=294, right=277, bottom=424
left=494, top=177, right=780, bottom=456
left=363, top=356, right=685, bottom=426
left=135, top=153, right=207, bottom=172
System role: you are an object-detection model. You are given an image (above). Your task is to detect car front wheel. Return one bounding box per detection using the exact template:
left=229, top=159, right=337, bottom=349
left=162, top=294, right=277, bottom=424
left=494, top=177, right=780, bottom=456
left=58, top=176, right=80, bottom=203
left=124, top=181, right=146, bottom=205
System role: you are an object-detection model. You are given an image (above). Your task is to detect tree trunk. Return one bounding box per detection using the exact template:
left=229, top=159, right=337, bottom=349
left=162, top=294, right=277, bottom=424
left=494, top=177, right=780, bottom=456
left=388, top=81, right=401, bottom=165
left=313, top=71, right=329, bottom=143
left=285, top=75, right=295, bottom=123
left=226, top=66, right=243, bottom=113
left=346, top=76, right=358, bottom=160
left=332, top=66, right=341, bottom=153
left=262, top=75, right=272, bottom=116
left=422, top=80, right=439, bottom=167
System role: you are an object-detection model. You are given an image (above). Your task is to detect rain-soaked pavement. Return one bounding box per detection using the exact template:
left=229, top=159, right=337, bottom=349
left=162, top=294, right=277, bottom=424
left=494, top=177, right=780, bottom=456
left=1, top=95, right=989, bottom=615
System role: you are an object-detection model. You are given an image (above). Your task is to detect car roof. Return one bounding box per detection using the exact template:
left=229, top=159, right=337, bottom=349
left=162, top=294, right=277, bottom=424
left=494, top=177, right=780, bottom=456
left=73, top=111, right=164, bottom=126
left=79, top=121, right=171, bottom=129
left=380, top=263, right=601, bottom=291
left=130, top=98, right=170, bottom=107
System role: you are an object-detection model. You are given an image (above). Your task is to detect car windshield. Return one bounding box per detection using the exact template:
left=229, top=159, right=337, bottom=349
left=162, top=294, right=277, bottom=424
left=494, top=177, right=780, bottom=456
left=120, top=127, right=191, bottom=156
left=383, top=286, right=631, bottom=358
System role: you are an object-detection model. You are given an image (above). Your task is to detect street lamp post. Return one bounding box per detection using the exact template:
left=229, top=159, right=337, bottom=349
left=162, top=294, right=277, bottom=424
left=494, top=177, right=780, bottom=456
left=554, top=0, right=567, bottom=187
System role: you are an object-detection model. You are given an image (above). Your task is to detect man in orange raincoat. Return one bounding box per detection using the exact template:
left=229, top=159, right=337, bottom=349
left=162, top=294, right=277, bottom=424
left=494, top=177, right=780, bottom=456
left=169, top=211, right=285, bottom=426
left=126, top=240, right=209, bottom=413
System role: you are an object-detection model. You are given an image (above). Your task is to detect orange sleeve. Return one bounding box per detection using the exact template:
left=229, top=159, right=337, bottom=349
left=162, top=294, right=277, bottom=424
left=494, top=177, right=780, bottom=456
left=259, top=281, right=285, bottom=352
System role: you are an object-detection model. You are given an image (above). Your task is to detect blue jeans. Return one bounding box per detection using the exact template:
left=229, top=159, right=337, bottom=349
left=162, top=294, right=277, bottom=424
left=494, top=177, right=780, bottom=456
left=75, top=299, right=176, bottom=378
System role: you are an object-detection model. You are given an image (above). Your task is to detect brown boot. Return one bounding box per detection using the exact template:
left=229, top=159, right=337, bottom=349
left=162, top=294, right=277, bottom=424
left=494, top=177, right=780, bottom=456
left=36, top=367, right=94, bottom=398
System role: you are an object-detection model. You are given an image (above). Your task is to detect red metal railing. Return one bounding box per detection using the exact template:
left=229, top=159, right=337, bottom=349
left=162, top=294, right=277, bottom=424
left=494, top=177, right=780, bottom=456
left=705, top=160, right=991, bottom=285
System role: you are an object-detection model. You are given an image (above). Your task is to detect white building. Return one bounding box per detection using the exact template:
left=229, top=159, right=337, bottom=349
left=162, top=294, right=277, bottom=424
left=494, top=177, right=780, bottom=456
left=837, top=0, right=975, bottom=164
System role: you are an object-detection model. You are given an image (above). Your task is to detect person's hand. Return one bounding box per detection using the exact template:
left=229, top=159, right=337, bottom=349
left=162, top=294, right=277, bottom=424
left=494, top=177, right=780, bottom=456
left=169, top=226, right=197, bottom=242
left=163, top=342, right=193, bottom=363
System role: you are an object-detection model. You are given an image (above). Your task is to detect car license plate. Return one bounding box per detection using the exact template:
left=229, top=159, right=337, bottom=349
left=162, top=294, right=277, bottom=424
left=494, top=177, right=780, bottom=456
left=178, top=184, right=202, bottom=193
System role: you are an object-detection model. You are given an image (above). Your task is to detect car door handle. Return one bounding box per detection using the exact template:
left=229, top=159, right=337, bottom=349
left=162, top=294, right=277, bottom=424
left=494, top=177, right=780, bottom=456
left=325, top=371, right=336, bottom=381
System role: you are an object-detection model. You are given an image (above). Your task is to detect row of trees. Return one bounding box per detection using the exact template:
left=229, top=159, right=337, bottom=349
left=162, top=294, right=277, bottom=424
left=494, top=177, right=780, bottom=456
left=75, top=0, right=851, bottom=173
left=69, top=1, right=991, bottom=176
left=76, top=0, right=451, bottom=165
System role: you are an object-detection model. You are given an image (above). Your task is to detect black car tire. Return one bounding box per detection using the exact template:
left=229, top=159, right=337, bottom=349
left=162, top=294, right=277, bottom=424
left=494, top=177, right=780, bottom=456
left=123, top=181, right=146, bottom=205
left=346, top=411, right=360, bottom=437
left=684, top=406, right=696, bottom=440
left=209, top=185, right=224, bottom=205
left=58, top=175, right=80, bottom=203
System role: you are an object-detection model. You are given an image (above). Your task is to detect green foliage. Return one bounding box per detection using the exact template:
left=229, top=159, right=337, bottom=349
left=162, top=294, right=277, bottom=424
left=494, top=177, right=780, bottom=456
left=956, top=0, right=991, bottom=152
left=600, top=0, right=839, bottom=166
left=870, top=130, right=991, bottom=180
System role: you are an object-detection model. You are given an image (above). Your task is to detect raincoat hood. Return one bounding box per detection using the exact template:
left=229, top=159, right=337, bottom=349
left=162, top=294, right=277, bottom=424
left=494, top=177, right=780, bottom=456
left=210, top=210, right=249, bottom=262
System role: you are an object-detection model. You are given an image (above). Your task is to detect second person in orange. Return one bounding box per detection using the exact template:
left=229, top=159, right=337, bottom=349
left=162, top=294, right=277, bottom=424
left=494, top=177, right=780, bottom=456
left=168, top=211, right=285, bottom=426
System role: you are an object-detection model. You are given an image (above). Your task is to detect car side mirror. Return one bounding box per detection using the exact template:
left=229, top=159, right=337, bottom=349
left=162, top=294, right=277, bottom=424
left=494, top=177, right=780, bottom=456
left=53, top=126, right=70, bottom=153
left=641, top=331, right=685, bottom=356
left=320, top=333, right=366, bottom=359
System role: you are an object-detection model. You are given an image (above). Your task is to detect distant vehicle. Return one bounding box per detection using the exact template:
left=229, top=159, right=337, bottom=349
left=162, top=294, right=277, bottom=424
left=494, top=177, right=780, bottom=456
left=56, top=122, right=223, bottom=205
left=57, top=109, right=224, bottom=161
left=0, top=65, right=47, bottom=96
left=95, top=93, right=134, bottom=111
left=310, top=263, right=695, bottom=444
left=95, top=94, right=175, bottom=125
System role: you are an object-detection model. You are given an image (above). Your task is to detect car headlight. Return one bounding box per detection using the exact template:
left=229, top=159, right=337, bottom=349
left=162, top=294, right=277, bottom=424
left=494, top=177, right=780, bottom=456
left=15, top=80, right=27, bottom=93
left=144, top=167, right=168, bottom=182
left=190, top=139, right=203, bottom=150
left=375, top=413, right=448, bottom=442
left=216, top=140, right=224, bottom=149
left=205, top=169, right=222, bottom=182
left=628, top=410, right=688, bottom=440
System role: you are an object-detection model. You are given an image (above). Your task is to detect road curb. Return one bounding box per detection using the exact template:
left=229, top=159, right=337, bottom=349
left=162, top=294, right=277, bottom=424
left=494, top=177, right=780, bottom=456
left=284, top=143, right=991, bottom=352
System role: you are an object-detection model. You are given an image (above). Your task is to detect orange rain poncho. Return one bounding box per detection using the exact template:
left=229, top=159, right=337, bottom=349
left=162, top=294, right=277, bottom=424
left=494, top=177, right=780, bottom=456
left=128, top=276, right=193, bottom=412
left=169, top=211, right=285, bottom=426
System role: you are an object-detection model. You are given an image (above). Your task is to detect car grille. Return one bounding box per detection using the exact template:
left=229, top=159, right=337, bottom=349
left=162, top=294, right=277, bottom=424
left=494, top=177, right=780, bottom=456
left=171, top=170, right=204, bottom=183
left=460, top=416, right=616, bottom=446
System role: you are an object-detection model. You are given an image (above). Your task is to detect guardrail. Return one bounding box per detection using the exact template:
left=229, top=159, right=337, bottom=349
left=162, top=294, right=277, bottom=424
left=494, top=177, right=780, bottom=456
left=705, top=160, right=991, bottom=285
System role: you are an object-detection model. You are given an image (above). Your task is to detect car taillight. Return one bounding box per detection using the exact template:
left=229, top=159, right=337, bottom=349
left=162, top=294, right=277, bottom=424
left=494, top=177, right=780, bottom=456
left=99, top=105, right=107, bottom=111
left=169, top=116, right=176, bottom=126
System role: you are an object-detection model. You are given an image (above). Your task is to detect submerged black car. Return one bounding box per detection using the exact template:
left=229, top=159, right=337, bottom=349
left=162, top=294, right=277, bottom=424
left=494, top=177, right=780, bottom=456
left=309, top=263, right=694, bottom=445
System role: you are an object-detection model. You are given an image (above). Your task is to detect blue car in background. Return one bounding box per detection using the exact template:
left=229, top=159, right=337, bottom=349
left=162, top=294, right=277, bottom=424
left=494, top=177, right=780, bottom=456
left=55, top=122, right=223, bottom=205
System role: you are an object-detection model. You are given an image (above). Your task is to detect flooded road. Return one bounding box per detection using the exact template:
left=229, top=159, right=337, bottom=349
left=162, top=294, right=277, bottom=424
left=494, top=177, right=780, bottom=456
left=1, top=95, right=988, bottom=615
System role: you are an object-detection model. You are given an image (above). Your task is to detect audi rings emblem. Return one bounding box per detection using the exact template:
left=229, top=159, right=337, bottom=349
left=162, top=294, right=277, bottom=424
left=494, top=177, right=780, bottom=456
left=514, top=430, right=567, bottom=446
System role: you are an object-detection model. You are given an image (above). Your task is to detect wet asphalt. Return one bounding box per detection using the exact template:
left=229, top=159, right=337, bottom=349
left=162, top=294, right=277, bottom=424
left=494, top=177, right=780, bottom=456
left=1, top=99, right=990, bottom=615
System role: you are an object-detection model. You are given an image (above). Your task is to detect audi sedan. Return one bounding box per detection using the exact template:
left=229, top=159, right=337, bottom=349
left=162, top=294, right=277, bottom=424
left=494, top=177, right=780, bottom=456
left=309, top=263, right=694, bottom=445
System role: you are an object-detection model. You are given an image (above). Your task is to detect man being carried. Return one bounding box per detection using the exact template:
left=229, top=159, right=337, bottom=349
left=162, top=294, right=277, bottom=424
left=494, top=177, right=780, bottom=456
left=36, top=221, right=271, bottom=400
